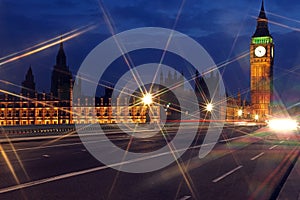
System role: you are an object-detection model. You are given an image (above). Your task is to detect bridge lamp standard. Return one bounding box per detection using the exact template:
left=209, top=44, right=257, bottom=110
left=238, top=109, right=243, bottom=119
left=142, top=93, right=153, bottom=106
left=206, top=103, right=213, bottom=112
left=142, top=93, right=153, bottom=124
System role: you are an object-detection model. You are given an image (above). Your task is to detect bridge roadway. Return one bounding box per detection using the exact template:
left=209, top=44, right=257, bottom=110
left=0, top=123, right=298, bottom=200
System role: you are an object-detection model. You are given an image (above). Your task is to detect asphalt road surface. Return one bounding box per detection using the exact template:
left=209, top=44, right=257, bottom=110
left=0, top=124, right=299, bottom=200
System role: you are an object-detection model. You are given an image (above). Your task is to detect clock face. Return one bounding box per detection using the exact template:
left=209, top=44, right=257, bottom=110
left=255, top=46, right=266, bottom=57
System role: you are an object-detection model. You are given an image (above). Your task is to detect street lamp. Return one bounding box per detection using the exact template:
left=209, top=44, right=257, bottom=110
left=142, top=93, right=153, bottom=105
left=238, top=109, right=243, bottom=119
left=206, top=103, right=213, bottom=112
left=142, top=93, right=152, bottom=124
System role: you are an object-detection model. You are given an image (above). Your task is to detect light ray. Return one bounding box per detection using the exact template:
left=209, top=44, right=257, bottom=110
left=0, top=145, right=21, bottom=185
left=251, top=15, right=300, bottom=32
left=5, top=133, right=30, bottom=181
left=97, top=0, right=146, bottom=97
left=150, top=0, right=186, bottom=94
left=0, top=24, right=95, bottom=63
left=266, top=11, right=300, bottom=24
left=250, top=148, right=298, bottom=199
left=0, top=88, right=72, bottom=117
left=107, top=135, right=135, bottom=200
left=0, top=25, right=96, bottom=66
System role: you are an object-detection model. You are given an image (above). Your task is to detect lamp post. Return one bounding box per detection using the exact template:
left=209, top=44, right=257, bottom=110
left=206, top=103, right=213, bottom=112
left=205, top=103, right=213, bottom=121
left=254, top=114, right=259, bottom=122
left=238, top=109, right=243, bottom=120
left=142, top=93, right=153, bottom=124
left=142, top=93, right=153, bottom=106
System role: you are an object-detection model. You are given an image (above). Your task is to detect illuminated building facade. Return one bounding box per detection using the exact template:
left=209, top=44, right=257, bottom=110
left=250, top=1, right=274, bottom=121
left=0, top=1, right=275, bottom=125
left=0, top=92, right=157, bottom=126
left=227, top=1, right=274, bottom=122
left=72, top=96, right=161, bottom=124
left=0, top=41, right=159, bottom=126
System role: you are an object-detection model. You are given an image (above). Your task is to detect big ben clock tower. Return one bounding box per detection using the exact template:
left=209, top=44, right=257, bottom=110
left=250, top=0, right=274, bottom=121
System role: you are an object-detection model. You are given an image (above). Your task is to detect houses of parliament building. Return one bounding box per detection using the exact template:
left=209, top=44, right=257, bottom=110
left=0, top=42, right=73, bottom=126
left=0, top=39, right=161, bottom=126
left=0, top=1, right=273, bottom=126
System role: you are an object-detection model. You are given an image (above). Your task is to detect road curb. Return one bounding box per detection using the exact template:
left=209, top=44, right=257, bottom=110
left=276, top=150, right=300, bottom=200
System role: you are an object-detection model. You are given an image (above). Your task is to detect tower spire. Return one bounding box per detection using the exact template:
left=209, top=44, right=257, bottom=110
left=250, top=0, right=274, bottom=121
left=21, top=65, right=36, bottom=97
left=60, top=36, right=63, bottom=48
left=259, top=0, right=267, bottom=19
left=253, top=0, right=270, bottom=37
left=56, top=37, right=66, bottom=66
left=51, top=36, right=72, bottom=100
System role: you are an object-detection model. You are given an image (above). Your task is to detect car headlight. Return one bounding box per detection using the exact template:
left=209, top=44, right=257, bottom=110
left=268, top=118, right=298, bottom=131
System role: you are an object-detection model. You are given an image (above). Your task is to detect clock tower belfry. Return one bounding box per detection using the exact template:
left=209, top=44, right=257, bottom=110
left=250, top=0, right=274, bottom=121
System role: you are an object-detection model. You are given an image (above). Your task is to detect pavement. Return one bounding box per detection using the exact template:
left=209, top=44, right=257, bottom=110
left=277, top=151, right=300, bottom=200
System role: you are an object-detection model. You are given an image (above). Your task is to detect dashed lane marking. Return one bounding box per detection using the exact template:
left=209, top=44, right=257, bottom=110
left=269, top=145, right=278, bottom=150
left=250, top=152, right=265, bottom=161
left=178, top=195, right=192, bottom=200
left=212, top=165, right=243, bottom=183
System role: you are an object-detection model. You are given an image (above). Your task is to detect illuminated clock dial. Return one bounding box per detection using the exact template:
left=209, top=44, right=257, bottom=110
left=254, top=46, right=266, bottom=57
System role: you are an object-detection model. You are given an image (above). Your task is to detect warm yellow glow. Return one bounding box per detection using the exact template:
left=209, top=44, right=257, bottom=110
left=206, top=103, right=213, bottom=112
left=268, top=118, right=298, bottom=131
left=254, top=114, right=259, bottom=121
left=0, top=145, right=20, bottom=184
left=238, top=109, right=243, bottom=117
left=142, top=93, right=153, bottom=105
left=0, top=25, right=96, bottom=66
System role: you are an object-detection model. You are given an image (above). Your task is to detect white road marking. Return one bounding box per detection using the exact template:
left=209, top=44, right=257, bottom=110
left=4, top=131, right=249, bottom=153
left=0, top=144, right=205, bottom=194
left=0, top=135, right=250, bottom=194
left=178, top=195, right=192, bottom=200
left=250, top=152, right=265, bottom=161
left=269, top=145, right=278, bottom=150
left=212, top=165, right=243, bottom=183
left=0, top=132, right=259, bottom=193
left=3, top=140, right=102, bottom=153
left=279, top=141, right=284, bottom=144
left=42, top=154, right=50, bottom=158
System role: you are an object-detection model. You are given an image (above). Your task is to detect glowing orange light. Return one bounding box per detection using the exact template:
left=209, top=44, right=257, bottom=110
left=142, top=93, right=153, bottom=105
left=206, top=103, right=213, bottom=112
left=0, top=25, right=96, bottom=66
left=268, top=118, right=298, bottom=131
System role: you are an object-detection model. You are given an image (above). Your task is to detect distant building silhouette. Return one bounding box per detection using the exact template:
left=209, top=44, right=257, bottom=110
left=21, top=66, right=36, bottom=98
left=0, top=40, right=158, bottom=126
left=50, top=41, right=72, bottom=101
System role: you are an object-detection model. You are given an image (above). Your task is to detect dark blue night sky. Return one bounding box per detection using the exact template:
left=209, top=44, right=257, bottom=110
left=0, top=0, right=299, bottom=106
